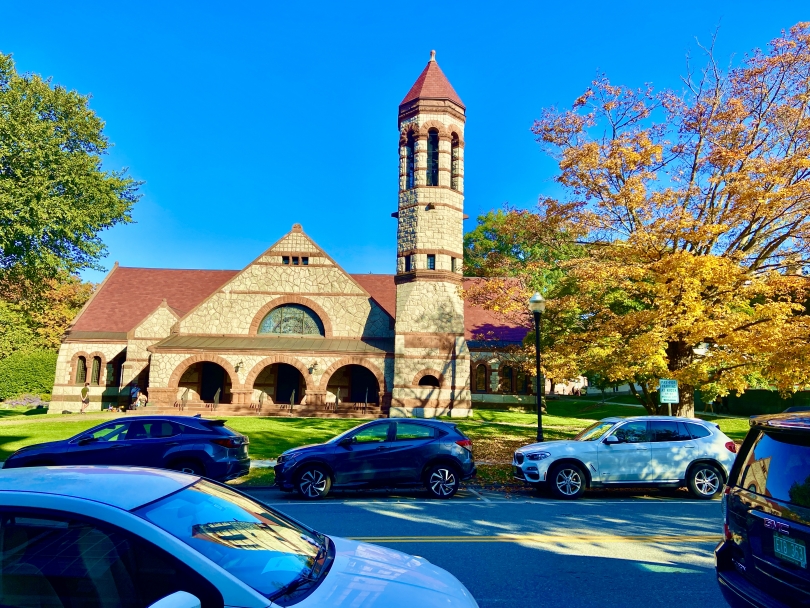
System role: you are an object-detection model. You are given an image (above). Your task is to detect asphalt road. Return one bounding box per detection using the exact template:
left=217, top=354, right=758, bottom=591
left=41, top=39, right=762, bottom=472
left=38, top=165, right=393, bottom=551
left=245, top=487, right=726, bottom=608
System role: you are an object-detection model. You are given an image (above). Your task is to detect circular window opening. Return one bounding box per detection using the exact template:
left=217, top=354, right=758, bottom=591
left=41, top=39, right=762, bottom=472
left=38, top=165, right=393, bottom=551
left=418, top=375, right=440, bottom=388
left=258, top=304, right=325, bottom=336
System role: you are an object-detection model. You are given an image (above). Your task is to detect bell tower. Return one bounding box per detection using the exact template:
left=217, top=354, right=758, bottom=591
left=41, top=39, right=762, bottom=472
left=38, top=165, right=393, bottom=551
left=390, top=50, right=471, bottom=417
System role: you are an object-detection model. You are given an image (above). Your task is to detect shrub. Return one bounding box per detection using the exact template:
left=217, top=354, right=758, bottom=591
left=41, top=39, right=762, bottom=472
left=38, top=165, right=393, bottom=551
left=0, top=350, right=58, bottom=401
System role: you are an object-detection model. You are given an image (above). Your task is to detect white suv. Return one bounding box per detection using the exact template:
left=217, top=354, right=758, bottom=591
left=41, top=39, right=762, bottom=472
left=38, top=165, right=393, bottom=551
left=513, top=416, right=738, bottom=499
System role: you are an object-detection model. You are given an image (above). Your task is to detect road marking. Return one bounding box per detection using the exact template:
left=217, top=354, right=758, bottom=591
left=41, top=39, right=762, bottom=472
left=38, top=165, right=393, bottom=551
left=466, top=488, right=492, bottom=503
left=347, top=533, right=720, bottom=544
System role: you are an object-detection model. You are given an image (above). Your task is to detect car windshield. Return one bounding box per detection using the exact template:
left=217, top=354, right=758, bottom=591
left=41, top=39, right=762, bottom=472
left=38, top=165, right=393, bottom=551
left=573, top=421, right=616, bottom=441
left=135, top=480, right=323, bottom=598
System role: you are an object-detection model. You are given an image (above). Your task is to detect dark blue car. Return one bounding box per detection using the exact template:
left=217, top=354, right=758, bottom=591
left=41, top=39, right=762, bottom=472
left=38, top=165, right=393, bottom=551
left=274, top=418, right=476, bottom=499
left=3, top=415, right=250, bottom=481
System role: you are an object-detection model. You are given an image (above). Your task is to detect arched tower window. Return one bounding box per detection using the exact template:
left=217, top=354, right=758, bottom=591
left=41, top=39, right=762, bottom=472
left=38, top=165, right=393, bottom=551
left=405, top=132, right=416, bottom=189
left=427, top=128, right=439, bottom=186
left=475, top=364, right=488, bottom=393
left=75, top=356, right=87, bottom=384
left=90, top=356, right=102, bottom=386
left=451, top=132, right=461, bottom=191
left=258, top=304, right=325, bottom=336
left=418, top=374, right=440, bottom=388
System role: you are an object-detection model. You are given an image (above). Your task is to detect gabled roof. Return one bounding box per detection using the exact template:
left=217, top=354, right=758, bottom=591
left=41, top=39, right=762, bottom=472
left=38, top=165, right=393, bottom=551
left=400, top=51, right=464, bottom=109
left=70, top=267, right=238, bottom=335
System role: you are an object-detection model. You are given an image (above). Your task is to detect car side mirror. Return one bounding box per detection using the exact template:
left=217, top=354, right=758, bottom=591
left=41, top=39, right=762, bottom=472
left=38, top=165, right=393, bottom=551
left=77, top=437, right=98, bottom=446
left=147, top=591, right=201, bottom=608
left=603, top=435, right=620, bottom=445
left=339, top=436, right=355, bottom=447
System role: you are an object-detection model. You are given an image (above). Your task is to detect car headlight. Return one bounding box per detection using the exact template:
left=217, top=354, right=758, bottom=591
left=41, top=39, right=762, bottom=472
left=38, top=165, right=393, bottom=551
left=277, top=452, right=298, bottom=465
left=526, top=452, right=551, bottom=461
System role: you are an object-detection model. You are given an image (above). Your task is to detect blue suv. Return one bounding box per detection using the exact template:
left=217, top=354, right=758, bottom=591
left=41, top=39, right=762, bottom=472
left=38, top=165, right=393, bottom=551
left=716, top=412, right=810, bottom=607
left=274, top=418, right=476, bottom=499
left=3, top=415, right=250, bottom=481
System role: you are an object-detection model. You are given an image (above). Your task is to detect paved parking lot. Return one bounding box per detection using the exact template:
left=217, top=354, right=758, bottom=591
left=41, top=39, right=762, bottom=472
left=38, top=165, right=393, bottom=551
left=245, top=487, right=725, bottom=608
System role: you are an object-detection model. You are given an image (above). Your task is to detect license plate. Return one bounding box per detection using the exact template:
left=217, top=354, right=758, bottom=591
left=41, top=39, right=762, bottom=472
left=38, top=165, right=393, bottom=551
left=774, top=532, right=807, bottom=569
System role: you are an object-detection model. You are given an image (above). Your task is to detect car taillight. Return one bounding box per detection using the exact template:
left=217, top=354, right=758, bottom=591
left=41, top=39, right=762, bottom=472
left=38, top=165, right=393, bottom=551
left=722, top=486, right=732, bottom=540
left=725, top=441, right=737, bottom=453
left=211, top=437, right=242, bottom=449
left=455, top=439, right=472, bottom=451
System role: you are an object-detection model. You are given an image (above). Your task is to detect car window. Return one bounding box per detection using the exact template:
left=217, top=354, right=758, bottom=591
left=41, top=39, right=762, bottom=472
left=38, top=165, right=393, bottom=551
left=650, top=421, right=691, bottom=442
left=611, top=421, right=649, bottom=443
left=395, top=422, right=436, bottom=441
left=352, top=424, right=390, bottom=443
left=127, top=421, right=179, bottom=440
left=574, top=421, right=615, bottom=441
left=136, top=480, right=323, bottom=599
left=684, top=422, right=711, bottom=439
left=737, top=430, right=810, bottom=508
left=0, top=508, right=223, bottom=608
left=85, top=422, right=129, bottom=442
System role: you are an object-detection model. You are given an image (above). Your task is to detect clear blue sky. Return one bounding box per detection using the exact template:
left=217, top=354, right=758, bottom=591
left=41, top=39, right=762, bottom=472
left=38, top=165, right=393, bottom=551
left=1, top=1, right=807, bottom=282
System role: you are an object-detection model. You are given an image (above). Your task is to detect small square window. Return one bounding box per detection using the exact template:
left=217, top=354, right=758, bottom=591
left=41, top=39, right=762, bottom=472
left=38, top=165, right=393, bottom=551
left=293, top=257, right=299, bottom=265
left=404, top=255, right=412, bottom=272
left=451, top=257, right=458, bottom=272
left=282, top=256, right=290, bottom=265
left=302, top=257, right=309, bottom=265
left=427, top=254, right=436, bottom=270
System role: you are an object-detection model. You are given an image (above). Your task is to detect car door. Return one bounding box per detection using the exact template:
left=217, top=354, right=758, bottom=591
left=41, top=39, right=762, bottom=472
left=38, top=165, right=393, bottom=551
left=649, top=420, right=696, bottom=480
left=123, top=420, right=182, bottom=467
left=597, top=420, right=651, bottom=481
left=387, top=421, right=438, bottom=482
left=331, top=422, right=394, bottom=486
left=62, top=421, right=131, bottom=465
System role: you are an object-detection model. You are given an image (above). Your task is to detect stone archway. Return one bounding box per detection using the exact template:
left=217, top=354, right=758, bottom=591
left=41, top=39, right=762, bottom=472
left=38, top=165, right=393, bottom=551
left=319, top=357, right=386, bottom=393
left=412, top=368, right=446, bottom=388
left=168, top=354, right=240, bottom=390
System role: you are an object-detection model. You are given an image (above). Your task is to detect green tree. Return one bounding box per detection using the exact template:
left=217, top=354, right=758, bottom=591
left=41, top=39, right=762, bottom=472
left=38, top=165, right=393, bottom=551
left=0, top=52, right=141, bottom=292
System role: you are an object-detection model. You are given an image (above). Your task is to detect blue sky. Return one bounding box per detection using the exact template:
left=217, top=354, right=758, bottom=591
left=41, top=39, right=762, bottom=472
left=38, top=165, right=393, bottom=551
left=2, top=1, right=807, bottom=282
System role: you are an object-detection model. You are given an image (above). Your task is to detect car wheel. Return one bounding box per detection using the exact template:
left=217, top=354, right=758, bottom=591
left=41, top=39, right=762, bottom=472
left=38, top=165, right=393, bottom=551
left=296, top=466, right=332, bottom=500
left=171, top=460, right=205, bottom=477
left=549, top=463, right=586, bottom=500
left=688, top=463, right=723, bottom=499
left=425, top=464, right=459, bottom=499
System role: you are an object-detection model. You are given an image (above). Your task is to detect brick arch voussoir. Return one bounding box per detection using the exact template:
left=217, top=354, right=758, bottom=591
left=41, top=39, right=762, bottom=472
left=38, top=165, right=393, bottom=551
left=419, top=121, right=450, bottom=139
left=248, top=295, right=333, bottom=338
left=412, top=368, right=447, bottom=388
left=69, top=351, right=91, bottom=385
left=318, top=357, right=387, bottom=393
left=168, top=354, right=241, bottom=389
left=245, top=355, right=315, bottom=392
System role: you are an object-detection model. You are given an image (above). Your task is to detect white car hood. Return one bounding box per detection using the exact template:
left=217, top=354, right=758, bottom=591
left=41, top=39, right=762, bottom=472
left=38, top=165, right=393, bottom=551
left=516, top=440, right=575, bottom=453
left=295, top=536, right=477, bottom=607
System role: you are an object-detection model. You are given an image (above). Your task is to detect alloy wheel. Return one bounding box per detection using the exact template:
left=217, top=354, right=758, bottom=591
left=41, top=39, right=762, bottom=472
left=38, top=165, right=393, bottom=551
left=694, top=468, right=720, bottom=496
left=555, top=468, right=583, bottom=496
left=299, top=469, right=329, bottom=498
left=429, top=468, right=457, bottom=497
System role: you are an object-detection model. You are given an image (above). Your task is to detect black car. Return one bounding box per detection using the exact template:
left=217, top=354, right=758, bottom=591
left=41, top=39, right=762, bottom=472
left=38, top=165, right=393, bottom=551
left=3, top=415, right=250, bottom=481
left=716, top=412, right=810, bottom=607
left=274, top=418, right=476, bottom=499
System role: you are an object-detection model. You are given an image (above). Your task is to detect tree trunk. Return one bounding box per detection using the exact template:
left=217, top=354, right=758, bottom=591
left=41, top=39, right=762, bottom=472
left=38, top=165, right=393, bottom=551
left=666, top=339, right=696, bottom=418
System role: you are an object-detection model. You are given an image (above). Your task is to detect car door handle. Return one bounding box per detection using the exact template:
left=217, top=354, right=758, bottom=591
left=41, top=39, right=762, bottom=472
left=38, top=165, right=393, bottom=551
left=376, top=446, right=389, bottom=451
left=166, top=442, right=180, bottom=446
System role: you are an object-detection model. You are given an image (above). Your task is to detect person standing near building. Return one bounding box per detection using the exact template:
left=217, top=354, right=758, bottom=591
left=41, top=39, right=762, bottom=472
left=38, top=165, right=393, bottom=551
left=130, top=385, right=141, bottom=411
left=80, top=382, right=90, bottom=413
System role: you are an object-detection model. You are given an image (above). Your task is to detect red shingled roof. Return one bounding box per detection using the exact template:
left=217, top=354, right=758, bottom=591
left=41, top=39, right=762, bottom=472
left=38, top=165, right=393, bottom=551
left=71, top=268, right=526, bottom=343
left=400, top=52, right=464, bottom=108
left=352, top=274, right=528, bottom=343
left=71, top=267, right=238, bottom=334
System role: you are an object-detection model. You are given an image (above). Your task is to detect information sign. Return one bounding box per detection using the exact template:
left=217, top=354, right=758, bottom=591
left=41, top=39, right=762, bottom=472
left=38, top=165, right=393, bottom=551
left=659, top=379, right=679, bottom=404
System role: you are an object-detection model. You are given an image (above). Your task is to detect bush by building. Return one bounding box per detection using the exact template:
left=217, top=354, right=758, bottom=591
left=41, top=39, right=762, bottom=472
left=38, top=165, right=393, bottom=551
left=0, top=350, right=57, bottom=401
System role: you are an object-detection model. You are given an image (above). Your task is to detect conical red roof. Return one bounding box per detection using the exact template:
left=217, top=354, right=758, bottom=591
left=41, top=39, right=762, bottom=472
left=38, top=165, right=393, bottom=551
left=400, top=51, right=464, bottom=109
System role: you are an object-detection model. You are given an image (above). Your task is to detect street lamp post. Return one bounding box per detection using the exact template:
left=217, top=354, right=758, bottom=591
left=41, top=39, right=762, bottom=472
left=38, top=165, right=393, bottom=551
left=528, top=292, right=546, bottom=442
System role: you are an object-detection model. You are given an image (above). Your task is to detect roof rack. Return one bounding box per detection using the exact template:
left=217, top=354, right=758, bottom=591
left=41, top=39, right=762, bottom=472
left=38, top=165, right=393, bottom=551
left=766, top=418, right=810, bottom=430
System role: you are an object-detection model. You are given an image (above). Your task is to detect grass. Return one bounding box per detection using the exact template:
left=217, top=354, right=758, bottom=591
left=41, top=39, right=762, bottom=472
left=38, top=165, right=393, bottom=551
left=0, top=402, right=751, bottom=488
left=0, top=407, right=49, bottom=420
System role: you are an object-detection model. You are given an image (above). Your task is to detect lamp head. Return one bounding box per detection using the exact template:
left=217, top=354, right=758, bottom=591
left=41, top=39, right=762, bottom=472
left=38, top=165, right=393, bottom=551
left=528, top=292, right=546, bottom=314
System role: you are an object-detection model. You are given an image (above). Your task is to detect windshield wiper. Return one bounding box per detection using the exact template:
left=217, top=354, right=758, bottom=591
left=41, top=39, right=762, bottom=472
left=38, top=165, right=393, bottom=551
left=267, top=538, right=329, bottom=602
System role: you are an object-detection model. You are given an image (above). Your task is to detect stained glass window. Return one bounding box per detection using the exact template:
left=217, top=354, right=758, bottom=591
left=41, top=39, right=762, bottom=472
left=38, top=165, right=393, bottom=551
left=258, top=305, right=325, bottom=336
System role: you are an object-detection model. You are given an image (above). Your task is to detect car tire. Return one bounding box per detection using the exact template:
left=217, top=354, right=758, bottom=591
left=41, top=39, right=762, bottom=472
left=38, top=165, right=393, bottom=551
left=687, top=463, right=723, bottom=499
left=171, top=459, right=206, bottom=477
left=295, top=465, right=332, bottom=500
left=424, top=464, right=460, bottom=499
left=549, top=463, right=586, bottom=500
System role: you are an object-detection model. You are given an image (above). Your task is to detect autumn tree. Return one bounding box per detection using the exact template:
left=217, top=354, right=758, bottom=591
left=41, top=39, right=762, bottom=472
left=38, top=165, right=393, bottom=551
left=0, top=52, right=140, bottom=295
left=469, top=23, right=810, bottom=416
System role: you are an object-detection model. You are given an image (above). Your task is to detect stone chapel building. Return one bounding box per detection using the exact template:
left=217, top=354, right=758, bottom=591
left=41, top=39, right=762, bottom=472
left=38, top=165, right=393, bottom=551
left=49, top=52, right=540, bottom=418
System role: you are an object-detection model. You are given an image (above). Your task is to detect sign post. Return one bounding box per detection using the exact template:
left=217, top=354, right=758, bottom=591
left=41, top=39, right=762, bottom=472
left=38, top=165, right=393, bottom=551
left=659, top=379, right=679, bottom=416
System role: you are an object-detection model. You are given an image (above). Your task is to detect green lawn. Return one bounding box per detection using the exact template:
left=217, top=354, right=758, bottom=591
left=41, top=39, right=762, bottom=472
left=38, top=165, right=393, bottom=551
left=0, top=403, right=751, bottom=489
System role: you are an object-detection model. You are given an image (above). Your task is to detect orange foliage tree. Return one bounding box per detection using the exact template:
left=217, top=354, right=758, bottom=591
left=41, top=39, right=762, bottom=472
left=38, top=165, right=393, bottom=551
left=467, top=24, right=810, bottom=416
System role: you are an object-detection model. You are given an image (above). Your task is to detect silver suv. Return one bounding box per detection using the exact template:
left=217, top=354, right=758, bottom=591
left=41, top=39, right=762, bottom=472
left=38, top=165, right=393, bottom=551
left=513, top=416, right=738, bottom=500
